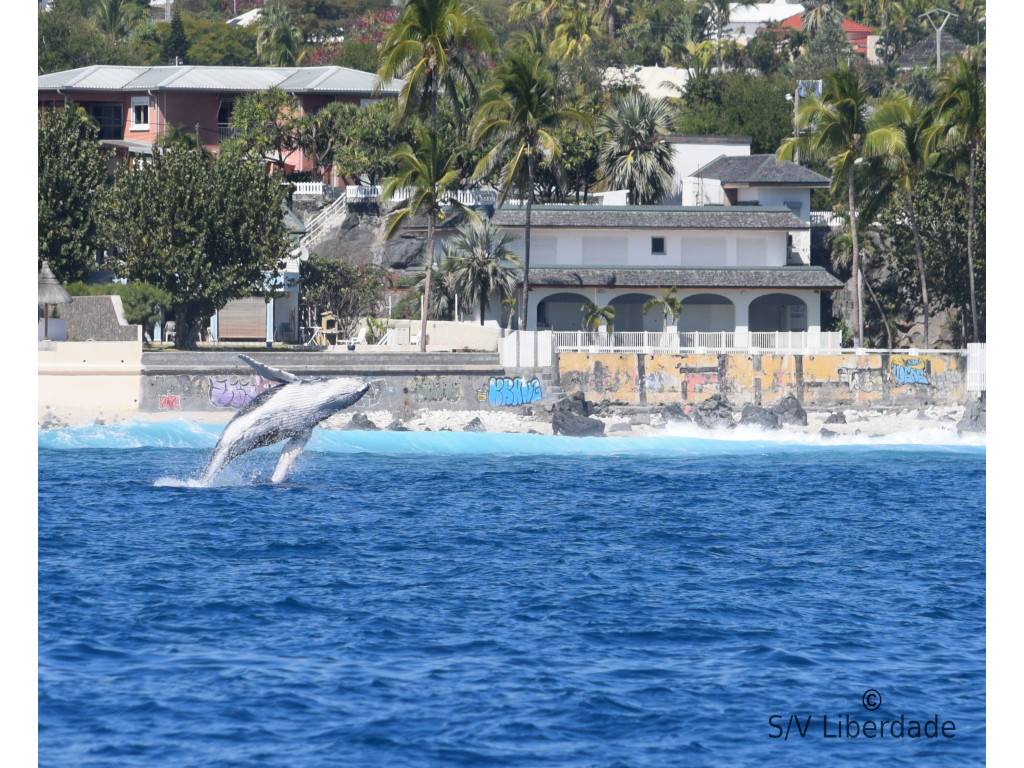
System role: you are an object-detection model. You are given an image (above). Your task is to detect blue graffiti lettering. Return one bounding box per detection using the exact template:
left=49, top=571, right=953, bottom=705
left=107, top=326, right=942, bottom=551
left=892, top=358, right=930, bottom=386
left=487, top=377, right=543, bottom=407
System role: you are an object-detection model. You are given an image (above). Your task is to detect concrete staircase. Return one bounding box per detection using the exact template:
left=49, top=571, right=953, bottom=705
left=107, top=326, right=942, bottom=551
left=300, top=195, right=348, bottom=250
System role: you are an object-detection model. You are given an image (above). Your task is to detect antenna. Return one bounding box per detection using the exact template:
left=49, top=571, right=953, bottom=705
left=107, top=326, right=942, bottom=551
left=920, top=8, right=959, bottom=73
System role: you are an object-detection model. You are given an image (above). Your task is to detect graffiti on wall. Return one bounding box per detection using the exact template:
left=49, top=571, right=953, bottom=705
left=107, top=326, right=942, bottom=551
left=407, top=375, right=461, bottom=402
left=209, top=375, right=278, bottom=408
left=159, top=394, right=181, bottom=410
left=487, top=377, right=543, bottom=407
left=838, top=367, right=879, bottom=392
left=891, top=356, right=930, bottom=386
left=362, top=377, right=392, bottom=408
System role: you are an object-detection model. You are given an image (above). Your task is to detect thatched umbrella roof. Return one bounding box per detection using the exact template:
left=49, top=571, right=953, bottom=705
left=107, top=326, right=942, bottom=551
left=38, top=261, right=72, bottom=307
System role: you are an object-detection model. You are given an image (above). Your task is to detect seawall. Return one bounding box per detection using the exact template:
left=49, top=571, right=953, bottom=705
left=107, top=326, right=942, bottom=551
left=38, top=345, right=975, bottom=422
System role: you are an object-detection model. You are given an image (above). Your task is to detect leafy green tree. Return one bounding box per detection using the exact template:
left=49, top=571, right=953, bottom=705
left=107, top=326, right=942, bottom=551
left=790, top=7, right=854, bottom=79
left=382, top=124, right=476, bottom=351
left=225, top=87, right=302, bottom=174
left=257, top=1, right=306, bottom=65
left=443, top=220, right=522, bottom=325
left=704, top=0, right=757, bottom=69
left=180, top=14, right=259, bottom=65
left=643, top=287, right=682, bottom=331
left=597, top=89, right=677, bottom=205
left=299, top=257, right=391, bottom=337
left=778, top=64, right=907, bottom=347
left=101, top=146, right=292, bottom=349
left=331, top=101, right=410, bottom=186
left=674, top=72, right=792, bottom=153
left=472, top=48, right=588, bottom=330
left=926, top=49, right=985, bottom=343
left=38, top=6, right=111, bottom=74
left=94, top=0, right=146, bottom=43
left=376, top=0, right=495, bottom=133
left=38, top=106, right=111, bottom=284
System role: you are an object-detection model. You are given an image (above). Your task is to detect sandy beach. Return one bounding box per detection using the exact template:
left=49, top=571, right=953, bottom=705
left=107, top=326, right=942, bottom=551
left=37, top=400, right=979, bottom=441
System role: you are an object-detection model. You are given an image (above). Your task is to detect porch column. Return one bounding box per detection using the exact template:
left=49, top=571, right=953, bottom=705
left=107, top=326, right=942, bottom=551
left=266, top=298, right=275, bottom=343
left=734, top=292, right=752, bottom=349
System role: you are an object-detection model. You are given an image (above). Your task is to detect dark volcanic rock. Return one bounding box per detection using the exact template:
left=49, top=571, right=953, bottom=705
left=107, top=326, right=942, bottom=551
left=552, top=410, right=605, bottom=437
left=824, top=412, right=847, bottom=424
left=345, top=413, right=379, bottom=431
left=661, top=402, right=688, bottom=423
left=820, top=428, right=838, bottom=438
left=692, top=394, right=735, bottom=430
left=386, top=420, right=410, bottom=431
left=772, top=393, right=808, bottom=426
left=552, top=391, right=593, bottom=417
left=607, top=422, right=632, bottom=433
left=739, top=405, right=781, bottom=430
left=957, top=397, right=986, bottom=434
left=463, top=416, right=487, bottom=433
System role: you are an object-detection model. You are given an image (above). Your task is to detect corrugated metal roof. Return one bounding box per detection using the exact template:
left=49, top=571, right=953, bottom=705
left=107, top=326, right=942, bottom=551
left=39, top=65, right=401, bottom=95
left=528, top=266, right=843, bottom=290
left=490, top=205, right=807, bottom=230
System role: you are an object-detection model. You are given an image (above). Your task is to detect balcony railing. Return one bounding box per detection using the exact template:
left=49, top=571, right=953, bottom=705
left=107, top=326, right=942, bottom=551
left=552, top=330, right=843, bottom=355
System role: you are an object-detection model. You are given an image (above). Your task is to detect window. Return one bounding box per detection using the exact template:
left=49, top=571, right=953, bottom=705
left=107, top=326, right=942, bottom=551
left=130, top=97, right=149, bottom=130
left=87, top=103, right=123, bottom=140
left=217, top=100, right=236, bottom=142
left=651, top=236, right=666, bottom=255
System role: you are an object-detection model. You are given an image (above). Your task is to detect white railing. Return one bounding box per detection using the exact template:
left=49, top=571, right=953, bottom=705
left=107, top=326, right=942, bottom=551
left=300, top=195, right=347, bottom=249
left=551, top=330, right=842, bottom=354
left=342, top=185, right=497, bottom=207
left=966, top=342, right=986, bottom=392
left=293, top=182, right=324, bottom=196
left=810, top=210, right=844, bottom=228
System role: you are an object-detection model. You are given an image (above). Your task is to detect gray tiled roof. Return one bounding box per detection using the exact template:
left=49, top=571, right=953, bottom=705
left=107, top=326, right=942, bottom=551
left=490, top=205, right=806, bottom=230
left=527, top=266, right=843, bottom=290
left=897, top=33, right=968, bottom=70
left=38, top=65, right=401, bottom=95
left=697, top=155, right=830, bottom=186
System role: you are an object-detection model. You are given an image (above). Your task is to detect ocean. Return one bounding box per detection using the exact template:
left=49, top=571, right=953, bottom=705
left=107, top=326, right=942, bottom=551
left=38, top=422, right=986, bottom=767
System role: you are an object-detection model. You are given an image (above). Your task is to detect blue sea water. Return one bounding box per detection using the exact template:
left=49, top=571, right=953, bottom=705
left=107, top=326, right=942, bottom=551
left=38, top=423, right=986, bottom=767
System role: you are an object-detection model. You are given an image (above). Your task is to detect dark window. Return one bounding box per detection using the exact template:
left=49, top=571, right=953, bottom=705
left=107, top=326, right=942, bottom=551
left=651, top=236, right=666, bottom=255
left=87, top=103, right=123, bottom=140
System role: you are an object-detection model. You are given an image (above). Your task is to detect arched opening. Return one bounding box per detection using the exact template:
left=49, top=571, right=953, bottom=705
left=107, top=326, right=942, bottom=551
left=748, top=294, right=808, bottom=332
left=610, top=293, right=662, bottom=332
left=678, top=294, right=735, bottom=332
left=535, top=292, right=591, bottom=331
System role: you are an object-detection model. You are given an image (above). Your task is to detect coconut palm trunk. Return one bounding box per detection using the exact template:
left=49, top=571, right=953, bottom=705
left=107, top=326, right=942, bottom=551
left=906, top=189, right=929, bottom=348
left=967, top=146, right=978, bottom=342
left=521, top=152, right=535, bottom=330
left=848, top=168, right=863, bottom=348
left=421, top=218, right=436, bottom=352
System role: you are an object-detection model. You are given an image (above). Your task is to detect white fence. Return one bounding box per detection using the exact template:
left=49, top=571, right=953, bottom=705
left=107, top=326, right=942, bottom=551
left=966, top=342, right=986, bottom=392
left=551, top=330, right=842, bottom=355
left=501, top=331, right=554, bottom=368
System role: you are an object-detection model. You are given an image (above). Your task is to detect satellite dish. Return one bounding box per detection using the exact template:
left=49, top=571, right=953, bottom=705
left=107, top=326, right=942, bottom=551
left=290, top=245, right=310, bottom=262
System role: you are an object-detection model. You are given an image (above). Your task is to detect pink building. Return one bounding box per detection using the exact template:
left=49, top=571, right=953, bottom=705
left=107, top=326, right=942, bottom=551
left=38, top=65, right=401, bottom=175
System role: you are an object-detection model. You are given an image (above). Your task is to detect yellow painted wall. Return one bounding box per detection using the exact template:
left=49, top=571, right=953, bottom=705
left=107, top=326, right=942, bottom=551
left=558, top=352, right=968, bottom=408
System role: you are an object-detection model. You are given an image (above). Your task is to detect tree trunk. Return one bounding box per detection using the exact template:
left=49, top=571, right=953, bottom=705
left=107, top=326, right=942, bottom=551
left=862, top=270, right=892, bottom=350
left=420, top=217, right=434, bottom=352
left=520, top=152, right=535, bottom=331
left=479, top=275, right=485, bottom=326
left=967, top=146, right=979, bottom=342
left=848, top=168, right=863, bottom=347
left=906, top=188, right=929, bottom=348
left=173, top=307, right=204, bottom=350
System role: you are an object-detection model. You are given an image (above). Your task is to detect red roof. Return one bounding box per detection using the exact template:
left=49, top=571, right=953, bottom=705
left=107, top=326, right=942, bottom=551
left=780, top=13, right=876, bottom=55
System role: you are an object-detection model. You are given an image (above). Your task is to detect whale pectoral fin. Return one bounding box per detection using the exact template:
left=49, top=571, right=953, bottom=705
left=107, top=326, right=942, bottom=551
left=271, top=430, right=312, bottom=484
left=238, top=354, right=300, bottom=384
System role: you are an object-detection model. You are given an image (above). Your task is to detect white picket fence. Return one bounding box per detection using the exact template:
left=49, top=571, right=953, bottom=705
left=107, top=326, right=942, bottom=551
left=966, top=342, right=986, bottom=392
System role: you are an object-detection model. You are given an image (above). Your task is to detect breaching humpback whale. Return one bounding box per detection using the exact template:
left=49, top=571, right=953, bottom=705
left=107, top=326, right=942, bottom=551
left=200, top=355, right=369, bottom=484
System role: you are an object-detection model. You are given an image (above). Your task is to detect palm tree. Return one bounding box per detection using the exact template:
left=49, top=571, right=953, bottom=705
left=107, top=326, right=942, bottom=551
left=926, top=50, right=985, bottom=342
left=597, top=90, right=677, bottom=205
left=256, top=2, right=305, bottom=66
left=863, top=91, right=936, bottom=347
left=472, top=48, right=589, bottom=330
left=643, top=287, right=682, bottom=332
left=444, top=220, right=522, bottom=325
left=382, top=124, right=475, bottom=352
left=94, top=0, right=144, bottom=44
left=376, top=0, right=495, bottom=134
left=704, top=0, right=757, bottom=69
left=581, top=299, right=614, bottom=332
left=830, top=223, right=894, bottom=349
left=778, top=64, right=907, bottom=348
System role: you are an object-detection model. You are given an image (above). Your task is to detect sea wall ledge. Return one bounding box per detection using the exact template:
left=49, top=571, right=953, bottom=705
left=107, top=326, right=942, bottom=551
left=39, top=343, right=978, bottom=421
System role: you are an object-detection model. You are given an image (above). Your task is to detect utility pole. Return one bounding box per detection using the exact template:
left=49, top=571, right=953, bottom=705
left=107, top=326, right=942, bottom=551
left=921, top=8, right=958, bottom=73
